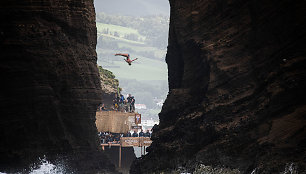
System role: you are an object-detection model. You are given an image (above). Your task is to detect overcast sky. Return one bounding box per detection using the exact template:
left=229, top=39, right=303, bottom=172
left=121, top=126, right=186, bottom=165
left=94, top=0, right=170, bottom=16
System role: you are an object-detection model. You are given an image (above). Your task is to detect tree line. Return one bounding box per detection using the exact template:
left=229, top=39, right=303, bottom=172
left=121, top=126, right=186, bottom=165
left=96, top=12, right=169, bottom=49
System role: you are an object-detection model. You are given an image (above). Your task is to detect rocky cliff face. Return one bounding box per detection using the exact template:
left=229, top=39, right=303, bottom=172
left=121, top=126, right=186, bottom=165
left=0, top=0, right=116, bottom=173
left=132, top=0, right=306, bottom=173
left=98, top=66, right=120, bottom=109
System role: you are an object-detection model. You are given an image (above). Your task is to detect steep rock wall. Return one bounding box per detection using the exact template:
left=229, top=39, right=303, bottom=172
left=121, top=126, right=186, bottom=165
left=0, top=0, right=116, bottom=173
left=132, top=0, right=306, bottom=173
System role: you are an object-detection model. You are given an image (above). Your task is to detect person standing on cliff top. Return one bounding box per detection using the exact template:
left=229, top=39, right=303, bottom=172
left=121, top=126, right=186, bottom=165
left=127, top=94, right=132, bottom=112
left=113, top=94, right=120, bottom=111
left=119, top=94, right=125, bottom=112
left=114, top=53, right=138, bottom=66
left=131, top=96, right=135, bottom=112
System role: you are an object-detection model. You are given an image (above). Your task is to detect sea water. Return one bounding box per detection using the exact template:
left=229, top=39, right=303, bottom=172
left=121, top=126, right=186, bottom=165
left=0, top=156, right=71, bottom=174
left=28, top=157, right=69, bottom=174
left=0, top=160, right=300, bottom=174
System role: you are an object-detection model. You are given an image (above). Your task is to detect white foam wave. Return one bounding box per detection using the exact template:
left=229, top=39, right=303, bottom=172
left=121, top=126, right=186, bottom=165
left=29, top=157, right=67, bottom=174
left=0, top=156, right=71, bottom=174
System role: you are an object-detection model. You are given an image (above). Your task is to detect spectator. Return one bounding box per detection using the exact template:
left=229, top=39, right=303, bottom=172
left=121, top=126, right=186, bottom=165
left=127, top=94, right=132, bottom=112
left=101, top=134, right=106, bottom=144
left=105, top=136, right=109, bottom=143
left=132, top=130, right=138, bottom=137
left=131, top=96, right=135, bottom=112
left=139, top=129, right=145, bottom=137
left=124, top=131, right=132, bottom=137
left=119, top=94, right=125, bottom=112
left=145, top=130, right=151, bottom=137
left=124, top=99, right=129, bottom=112
left=113, top=94, right=120, bottom=111
left=101, top=104, right=106, bottom=111
left=114, top=134, right=120, bottom=143
left=108, top=134, right=114, bottom=143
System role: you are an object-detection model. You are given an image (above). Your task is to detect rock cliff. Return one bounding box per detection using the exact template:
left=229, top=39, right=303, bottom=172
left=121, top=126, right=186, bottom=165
left=98, top=66, right=120, bottom=109
left=132, top=0, right=306, bottom=173
left=0, top=0, right=116, bottom=173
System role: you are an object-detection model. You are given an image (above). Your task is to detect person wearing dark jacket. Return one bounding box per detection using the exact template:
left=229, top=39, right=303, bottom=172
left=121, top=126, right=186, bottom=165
left=108, top=134, right=114, bottom=143
left=144, top=130, right=151, bottom=137
left=114, top=134, right=120, bottom=143
left=131, top=96, right=135, bottom=112
left=139, top=129, right=145, bottom=137
left=127, top=94, right=132, bottom=112
left=132, top=130, right=138, bottom=137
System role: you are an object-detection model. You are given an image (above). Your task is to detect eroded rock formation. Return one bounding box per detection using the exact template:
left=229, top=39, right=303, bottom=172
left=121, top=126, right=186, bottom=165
left=132, top=0, right=306, bottom=173
left=0, top=0, right=117, bottom=173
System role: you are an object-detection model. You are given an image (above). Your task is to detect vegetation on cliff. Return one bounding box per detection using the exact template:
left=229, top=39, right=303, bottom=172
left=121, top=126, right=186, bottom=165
left=98, top=66, right=120, bottom=94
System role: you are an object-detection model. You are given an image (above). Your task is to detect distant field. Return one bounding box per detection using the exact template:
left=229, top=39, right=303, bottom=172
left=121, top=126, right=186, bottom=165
left=96, top=22, right=145, bottom=40
left=96, top=22, right=139, bottom=35
left=98, top=33, right=145, bottom=45
left=117, top=42, right=154, bottom=51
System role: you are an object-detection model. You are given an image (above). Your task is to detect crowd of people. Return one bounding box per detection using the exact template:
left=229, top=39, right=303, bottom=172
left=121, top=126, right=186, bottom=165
left=99, top=129, right=151, bottom=144
left=99, top=132, right=122, bottom=144
left=113, top=93, right=136, bottom=112
left=97, top=93, right=136, bottom=112
left=125, top=130, right=151, bottom=138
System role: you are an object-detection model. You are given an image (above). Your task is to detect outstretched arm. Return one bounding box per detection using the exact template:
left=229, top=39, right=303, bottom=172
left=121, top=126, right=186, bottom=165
left=131, top=58, right=138, bottom=62
left=114, top=53, right=129, bottom=58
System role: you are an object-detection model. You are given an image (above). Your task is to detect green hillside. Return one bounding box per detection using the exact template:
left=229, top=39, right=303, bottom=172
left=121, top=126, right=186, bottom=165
left=96, top=22, right=146, bottom=44
left=96, top=22, right=140, bottom=36
left=99, top=33, right=145, bottom=45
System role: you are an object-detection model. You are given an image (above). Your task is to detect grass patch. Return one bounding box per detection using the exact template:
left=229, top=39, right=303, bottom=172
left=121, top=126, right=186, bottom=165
left=96, top=22, right=140, bottom=35
left=98, top=33, right=145, bottom=45
left=96, top=22, right=146, bottom=41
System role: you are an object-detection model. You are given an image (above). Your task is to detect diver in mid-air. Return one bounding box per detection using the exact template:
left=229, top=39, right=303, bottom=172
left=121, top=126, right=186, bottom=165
left=114, top=53, right=138, bottom=66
